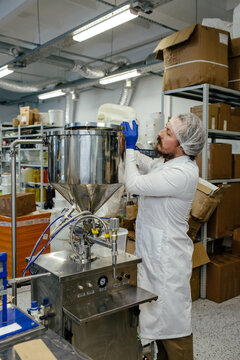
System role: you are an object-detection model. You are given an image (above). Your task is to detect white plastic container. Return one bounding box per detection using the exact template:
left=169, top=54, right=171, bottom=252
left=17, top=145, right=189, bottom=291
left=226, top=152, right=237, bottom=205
left=1, top=173, right=11, bottom=185
left=97, top=103, right=137, bottom=126
left=2, top=184, right=11, bottom=195
left=48, top=109, right=64, bottom=126
left=39, top=112, right=50, bottom=125
left=92, top=227, right=128, bottom=257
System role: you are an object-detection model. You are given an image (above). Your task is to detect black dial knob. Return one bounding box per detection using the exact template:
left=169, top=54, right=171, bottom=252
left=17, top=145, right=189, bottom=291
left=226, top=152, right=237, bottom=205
left=98, top=275, right=108, bottom=288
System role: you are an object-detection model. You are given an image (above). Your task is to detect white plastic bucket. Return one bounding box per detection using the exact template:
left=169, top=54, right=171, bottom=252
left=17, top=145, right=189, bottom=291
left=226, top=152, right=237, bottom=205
left=48, top=109, right=64, bottom=126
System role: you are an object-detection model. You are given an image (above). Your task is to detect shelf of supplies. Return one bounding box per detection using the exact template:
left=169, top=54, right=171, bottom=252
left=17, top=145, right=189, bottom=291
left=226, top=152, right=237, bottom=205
left=2, top=136, right=18, bottom=140
left=20, top=163, right=44, bottom=167
left=19, top=148, right=46, bottom=151
left=162, top=83, right=240, bottom=107
left=208, top=129, right=240, bottom=140
left=209, top=178, right=240, bottom=184
left=21, top=181, right=49, bottom=186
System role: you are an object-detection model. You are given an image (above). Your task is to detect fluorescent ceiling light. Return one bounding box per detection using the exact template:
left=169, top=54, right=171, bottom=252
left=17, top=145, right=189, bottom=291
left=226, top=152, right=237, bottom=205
left=0, top=65, right=14, bottom=79
left=99, top=69, right=142, bottom=85
left=73, top=4, right=138, bottom=42
left=38, top=89, right=65, bottom=100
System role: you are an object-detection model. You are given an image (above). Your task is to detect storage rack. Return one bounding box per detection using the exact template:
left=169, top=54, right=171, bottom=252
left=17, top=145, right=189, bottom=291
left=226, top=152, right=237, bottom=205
left=161, top=83, right=240, bottom=298
left=0, top=123, right=61, bottom=208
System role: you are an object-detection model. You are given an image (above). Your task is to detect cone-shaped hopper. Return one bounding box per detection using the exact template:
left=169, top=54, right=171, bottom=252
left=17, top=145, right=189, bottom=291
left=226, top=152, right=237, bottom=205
left=46, top=122, right=125, bottom=213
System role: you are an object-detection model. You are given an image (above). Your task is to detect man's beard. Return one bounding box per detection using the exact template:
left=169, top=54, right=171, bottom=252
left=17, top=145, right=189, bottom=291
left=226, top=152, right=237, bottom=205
left=154, top=136, right=175, bottom=161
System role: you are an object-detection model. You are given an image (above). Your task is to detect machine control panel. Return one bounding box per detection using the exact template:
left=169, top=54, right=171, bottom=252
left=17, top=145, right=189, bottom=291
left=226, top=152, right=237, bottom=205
left=63, top=265, right=137, bottom=305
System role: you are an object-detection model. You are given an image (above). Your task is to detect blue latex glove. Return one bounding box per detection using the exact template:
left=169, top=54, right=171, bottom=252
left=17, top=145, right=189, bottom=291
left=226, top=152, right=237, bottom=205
left=121, top=120, right=138, bottom=149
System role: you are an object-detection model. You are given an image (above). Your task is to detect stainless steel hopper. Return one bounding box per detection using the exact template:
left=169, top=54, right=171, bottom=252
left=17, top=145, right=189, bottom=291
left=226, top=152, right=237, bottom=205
left=46, top=122, right=125, bottom=213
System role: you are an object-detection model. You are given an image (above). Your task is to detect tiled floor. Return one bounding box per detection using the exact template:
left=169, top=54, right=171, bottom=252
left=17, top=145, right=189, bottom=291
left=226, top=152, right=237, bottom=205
left=11, top=285, right=240, bottom=360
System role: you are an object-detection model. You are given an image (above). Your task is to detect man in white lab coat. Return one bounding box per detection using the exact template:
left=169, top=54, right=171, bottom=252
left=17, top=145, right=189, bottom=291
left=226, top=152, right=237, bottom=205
left=122, top=113, right=206, bottom=360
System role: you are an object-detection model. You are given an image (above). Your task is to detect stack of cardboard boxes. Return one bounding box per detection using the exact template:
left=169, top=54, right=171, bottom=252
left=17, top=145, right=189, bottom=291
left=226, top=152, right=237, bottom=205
left=154, top=24, right=240, bottom=303
left=154, top=24, right=240, bottom=92
left=12, top=106, right=40, bottom=127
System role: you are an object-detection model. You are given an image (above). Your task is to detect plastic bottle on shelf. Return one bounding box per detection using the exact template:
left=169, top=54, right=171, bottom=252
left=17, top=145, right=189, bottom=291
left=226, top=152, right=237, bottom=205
left=43, top=168, right=48, bottom=183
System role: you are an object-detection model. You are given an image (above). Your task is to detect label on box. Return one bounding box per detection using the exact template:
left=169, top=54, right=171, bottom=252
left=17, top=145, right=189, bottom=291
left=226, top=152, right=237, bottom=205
left=223, top=120, right=227, bottom=131
left=219, top=33, right=228, bottom=45
left=211, top=117, right=216, bottom=130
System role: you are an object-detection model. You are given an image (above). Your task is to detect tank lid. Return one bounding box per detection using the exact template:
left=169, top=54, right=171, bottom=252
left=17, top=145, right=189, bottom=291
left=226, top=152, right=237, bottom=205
left=64, top=122, right=123, bottom=130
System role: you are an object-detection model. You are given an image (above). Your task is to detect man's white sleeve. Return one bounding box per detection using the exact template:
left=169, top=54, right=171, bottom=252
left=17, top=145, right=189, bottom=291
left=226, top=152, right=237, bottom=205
left=125, top=149, right=188, bottom=197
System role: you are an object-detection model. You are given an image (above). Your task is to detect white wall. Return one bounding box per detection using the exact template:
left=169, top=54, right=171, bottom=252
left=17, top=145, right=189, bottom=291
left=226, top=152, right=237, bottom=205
left=0, top=104, right=19, bottom=125
left=1, top=75, right=239, bottom=153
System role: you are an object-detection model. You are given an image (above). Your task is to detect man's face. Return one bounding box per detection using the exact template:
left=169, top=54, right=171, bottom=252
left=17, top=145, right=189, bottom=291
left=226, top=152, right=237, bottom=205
left=155, top=117, right=181, bottom=160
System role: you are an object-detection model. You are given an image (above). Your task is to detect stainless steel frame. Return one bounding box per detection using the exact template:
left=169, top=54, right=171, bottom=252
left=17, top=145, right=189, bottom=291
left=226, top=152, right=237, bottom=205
left=31, top=251, right=157, bottom=360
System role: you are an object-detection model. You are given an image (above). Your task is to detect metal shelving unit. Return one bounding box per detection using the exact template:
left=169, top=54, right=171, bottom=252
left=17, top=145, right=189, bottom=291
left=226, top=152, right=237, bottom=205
left=0, top=124, right=60, bottom=208
left=161, top=83, right=240, bottom=298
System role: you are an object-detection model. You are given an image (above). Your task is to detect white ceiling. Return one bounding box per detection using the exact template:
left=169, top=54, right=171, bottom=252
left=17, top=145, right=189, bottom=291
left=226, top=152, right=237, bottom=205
left=0, top=0, right=239, bottom=104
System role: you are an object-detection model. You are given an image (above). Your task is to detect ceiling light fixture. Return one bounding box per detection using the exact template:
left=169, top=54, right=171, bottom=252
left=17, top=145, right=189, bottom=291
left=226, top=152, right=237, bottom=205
left=0, top=65, right=14, bottom=79
left=73, top=4, right=139, bottom=43
left=99, top=68, right=142, bottom=85
left=38, top=89, right=65, bottom=100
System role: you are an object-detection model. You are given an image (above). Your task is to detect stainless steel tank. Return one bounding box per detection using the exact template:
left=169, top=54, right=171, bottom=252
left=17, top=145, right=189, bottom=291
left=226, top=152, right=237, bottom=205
left=46, top=122, right=125, bottom=213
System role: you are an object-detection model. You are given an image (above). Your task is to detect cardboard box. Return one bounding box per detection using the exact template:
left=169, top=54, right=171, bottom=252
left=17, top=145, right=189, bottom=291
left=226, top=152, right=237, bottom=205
left=232, top=154, right=240, bottom=178
left=0, top=193, right=36, bottom=217
left=207, top=183, right=240, bottom=238
left=229, top=114, right=240, bottom=132
left=20, top=106, right=33, bottom=126
left=154, top=24, right=229, bottom=91
left=232, top=228, right=240, bottom=256
left=190, top=178, right=225, bottom=223
left=214, top=103, right=231, bottom=131
left=190, top=104, right=219, bottom=129
left=0, top=211, right=51, bottom=278
left=187, top=215, right=201, bottom=241
left=229, top=37, right=240, bottom=91
left=196, top=143, right=232, bottom=179
left=206, top=253, right=240, bottom=302
left=191, top=103, right=231, bottom=130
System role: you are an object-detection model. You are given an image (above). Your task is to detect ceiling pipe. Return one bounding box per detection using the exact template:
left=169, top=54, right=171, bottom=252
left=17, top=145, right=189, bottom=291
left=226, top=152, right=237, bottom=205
left=0, top=77, right=63, bottom=93
left=72, top=56, right=131, bottom=79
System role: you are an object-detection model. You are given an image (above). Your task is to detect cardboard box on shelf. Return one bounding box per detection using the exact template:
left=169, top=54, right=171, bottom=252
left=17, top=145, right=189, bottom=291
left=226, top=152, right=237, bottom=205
left=214, top=103, right=231, bottom=130
left=190, top=178, right=225, bottom=223
left=154, top=24, right=229, bottom=91
left=229, top=114, right=240, bottom=132
left=190, top=104, right=219, bottom=129
left=232, top=154, right=240, bottom=178
left=196, top=143, right=232, bottom=179
left=229, top=37, right=240, bottom=91
left=207, top=183, right=240, bottom=238
left=0, top=193, right=36, bottom=217
left=232, top=228, right=240, bottom=256
left=206, top=253, right=240, bottom=302
left=20, top=106, right=33, bottom=126
left=0, top=211, right=51, bottom=278
left=187, top=215, right=201, bottom=242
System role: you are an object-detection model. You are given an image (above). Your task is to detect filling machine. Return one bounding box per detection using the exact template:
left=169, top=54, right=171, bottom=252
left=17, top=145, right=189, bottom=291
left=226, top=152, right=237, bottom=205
left=5, top=122, right=157, bottom=360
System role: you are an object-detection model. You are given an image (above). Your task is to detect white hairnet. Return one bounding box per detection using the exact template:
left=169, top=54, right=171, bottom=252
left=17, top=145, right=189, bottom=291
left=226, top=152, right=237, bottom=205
left=170, top=113, right=207, bottom=156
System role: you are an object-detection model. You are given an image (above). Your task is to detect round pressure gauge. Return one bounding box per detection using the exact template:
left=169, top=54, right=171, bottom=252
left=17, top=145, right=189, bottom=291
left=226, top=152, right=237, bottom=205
left=98, top=275, right=108, bottom=288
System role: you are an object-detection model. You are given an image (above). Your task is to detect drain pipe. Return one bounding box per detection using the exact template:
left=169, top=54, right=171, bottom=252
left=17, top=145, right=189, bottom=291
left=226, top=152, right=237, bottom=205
left=10, top=138, right=44, bottom=305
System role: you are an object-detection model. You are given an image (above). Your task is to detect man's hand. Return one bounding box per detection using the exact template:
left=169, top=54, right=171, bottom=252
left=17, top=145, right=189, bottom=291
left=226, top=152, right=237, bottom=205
left=121, top=120, right=138, bottom=150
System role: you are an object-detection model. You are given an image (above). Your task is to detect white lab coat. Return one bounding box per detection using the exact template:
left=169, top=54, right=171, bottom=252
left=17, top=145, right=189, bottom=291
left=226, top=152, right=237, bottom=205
left=124, top=149, right=199, bottom=340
